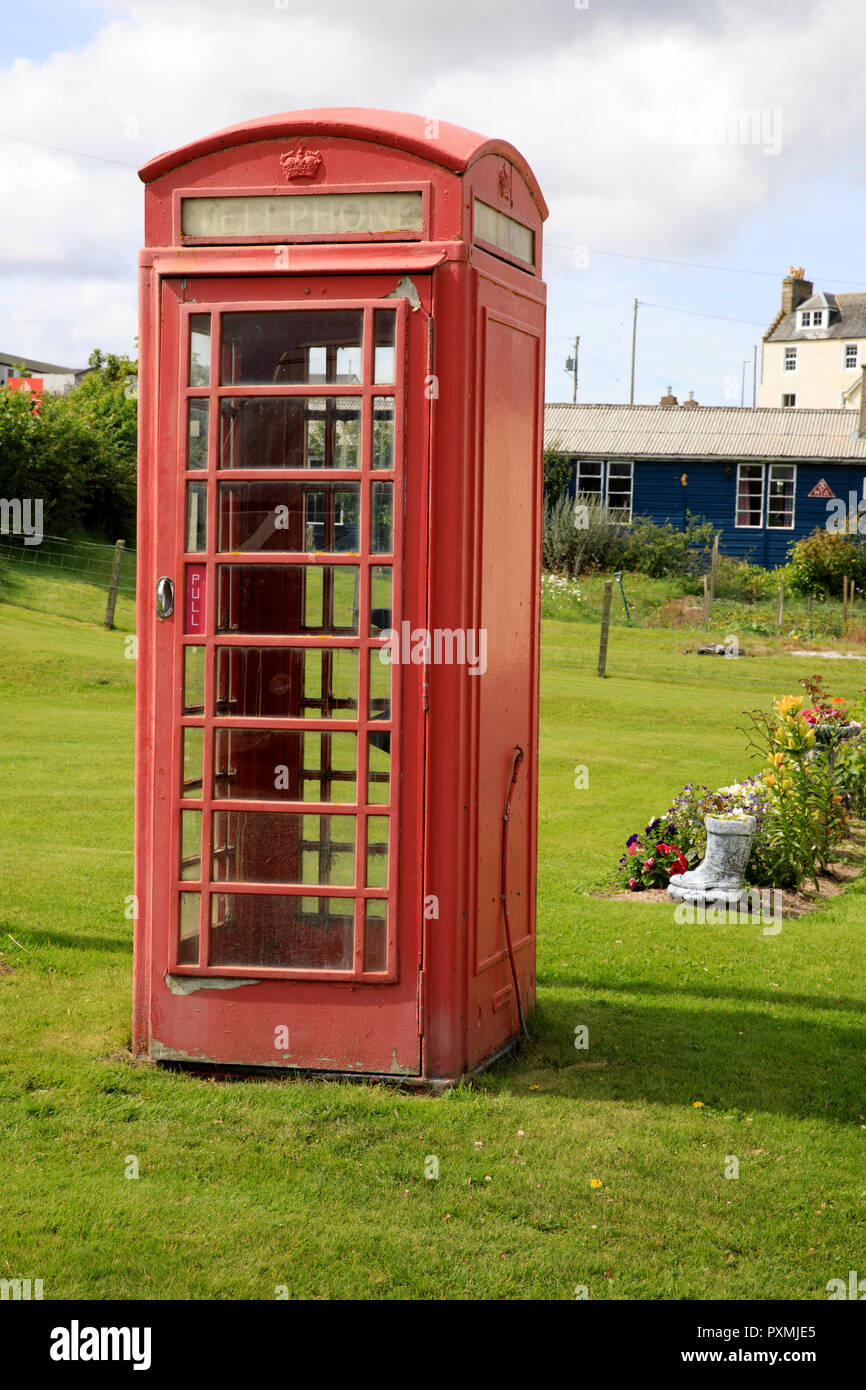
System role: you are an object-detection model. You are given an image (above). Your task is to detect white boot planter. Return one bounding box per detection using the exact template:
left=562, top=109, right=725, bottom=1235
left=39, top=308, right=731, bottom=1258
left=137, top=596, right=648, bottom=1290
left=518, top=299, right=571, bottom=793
left=668, top=814, right=757, bottom=907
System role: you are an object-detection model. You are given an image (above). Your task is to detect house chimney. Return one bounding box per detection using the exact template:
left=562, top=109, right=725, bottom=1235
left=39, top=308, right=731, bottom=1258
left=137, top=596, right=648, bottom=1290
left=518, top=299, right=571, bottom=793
left=681, top=391, right=700, bottom=408
left=781, top=266, right=813, bottom=317
left=858, top=366, right=866, bottom=438
left=659, top=386, right=678, bottom=406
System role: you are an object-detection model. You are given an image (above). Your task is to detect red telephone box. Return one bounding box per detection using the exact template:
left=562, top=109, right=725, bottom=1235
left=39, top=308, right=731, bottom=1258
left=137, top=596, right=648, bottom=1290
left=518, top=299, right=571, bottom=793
left=133, top=109, right=547, bottom=1084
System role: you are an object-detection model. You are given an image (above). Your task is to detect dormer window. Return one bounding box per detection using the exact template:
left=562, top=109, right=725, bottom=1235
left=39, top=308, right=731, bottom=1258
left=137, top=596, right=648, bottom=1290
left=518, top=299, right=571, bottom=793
left=799, top=308, right=824, bottom=329
left=812, top=310, right=823, bottom=327
left=800, top=311, right=811, bottom=327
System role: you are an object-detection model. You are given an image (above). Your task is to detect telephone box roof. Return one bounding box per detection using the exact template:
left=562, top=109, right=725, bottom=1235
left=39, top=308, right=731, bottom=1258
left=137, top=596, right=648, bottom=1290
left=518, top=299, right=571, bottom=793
left=138, top=107, right=548, bottom=219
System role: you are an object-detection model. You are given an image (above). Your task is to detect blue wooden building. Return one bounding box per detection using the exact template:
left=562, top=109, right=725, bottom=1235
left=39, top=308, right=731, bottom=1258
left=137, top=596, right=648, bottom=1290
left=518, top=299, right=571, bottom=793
left=544, top=401, right=866, bottom=568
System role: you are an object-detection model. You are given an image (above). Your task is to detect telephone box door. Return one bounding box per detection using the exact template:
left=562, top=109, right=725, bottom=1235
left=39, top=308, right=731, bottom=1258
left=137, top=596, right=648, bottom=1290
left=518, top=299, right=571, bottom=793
left=146, top=275, right=428, bottom=1074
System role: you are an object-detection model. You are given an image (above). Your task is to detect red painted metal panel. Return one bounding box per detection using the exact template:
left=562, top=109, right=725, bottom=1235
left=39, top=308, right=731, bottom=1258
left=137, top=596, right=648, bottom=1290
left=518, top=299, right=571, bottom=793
left=185, top=565, right=206, bottom=634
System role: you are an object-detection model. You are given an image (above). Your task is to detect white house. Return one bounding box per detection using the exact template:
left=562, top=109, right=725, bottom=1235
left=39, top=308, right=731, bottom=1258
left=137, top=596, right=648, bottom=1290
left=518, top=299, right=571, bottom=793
left=759, top=269, right=866, bottom=409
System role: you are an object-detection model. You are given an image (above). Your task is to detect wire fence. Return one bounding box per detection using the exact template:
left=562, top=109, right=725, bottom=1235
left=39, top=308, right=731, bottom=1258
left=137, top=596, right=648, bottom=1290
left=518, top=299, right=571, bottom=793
left=0, top=532, right=136, bottom=629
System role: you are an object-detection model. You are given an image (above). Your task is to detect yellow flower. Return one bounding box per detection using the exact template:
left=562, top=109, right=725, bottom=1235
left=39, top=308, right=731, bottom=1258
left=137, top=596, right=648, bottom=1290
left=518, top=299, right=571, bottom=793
left=692, top=1101, right=705, bottom=1108
left=765, top=773, right=776, bottom=787
left=590, top=1178, right=603, bottom=1189
left=775, top=694, right=803, bottom=715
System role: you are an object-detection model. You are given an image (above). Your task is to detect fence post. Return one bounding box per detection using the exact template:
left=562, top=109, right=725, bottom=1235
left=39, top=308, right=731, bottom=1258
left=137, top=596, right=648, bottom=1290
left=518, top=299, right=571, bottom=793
left=104, top=539, right=126, bottom=630
left=843, top=575, right=849, bottom=629
left=710, top=533, right=719, bottom=601
left=597, top=580, right=613, bottom=678
left=702, top=574, right=711, bottom=629
left=776, top=574, right=784, bottom=630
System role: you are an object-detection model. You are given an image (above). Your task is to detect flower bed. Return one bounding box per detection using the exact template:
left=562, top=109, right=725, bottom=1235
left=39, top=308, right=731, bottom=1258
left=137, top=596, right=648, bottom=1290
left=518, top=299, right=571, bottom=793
left=618, top=674, right=866, bottom=894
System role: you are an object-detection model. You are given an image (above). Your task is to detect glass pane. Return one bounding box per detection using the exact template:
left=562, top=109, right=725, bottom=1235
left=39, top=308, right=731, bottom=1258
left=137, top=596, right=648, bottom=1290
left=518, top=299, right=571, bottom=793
left=186, top=481, right=207, bottom=553
left=221, top=311, right=363, bottom=385
left=212, top=811, right=355, bottom=886
left=183, top=646, right=206, bottom=714
left=218, top=481, right=360, bottom=553
left=213, top=728, right=357, bottom=803
left=216, top=564, right=359, bottom=635
left=189, top=315, right=210, bottom=387
left=368, top=648, right=390, bottom=721
left=367, top=733, right=390, bottom=805
left=180, top=810, right=202, bottom=881
left=364, top=901, right=387, bottom=973
left=209, top=893, right=354, bottom=970
left=737, top=467, right=763, bottom=527
left=182, top=727, right=204, bottom=798
left=215, top=646, right=358, bottom=719
left=767, top=466, right=795, bottom=528
left=371, top=481, right=393, bottom=554
left=178, top=892, right=200, bottom=964
left=372, top=399, right=394, bottom=470
left=366, top=815, right=389, bottom=888
left=188, top=399, right=209, bottom=470
left=219, top=397, right=360, bottom=471
left=370, top=566, right=392, bottom=636
left=373, top=309, right=396, bottom=384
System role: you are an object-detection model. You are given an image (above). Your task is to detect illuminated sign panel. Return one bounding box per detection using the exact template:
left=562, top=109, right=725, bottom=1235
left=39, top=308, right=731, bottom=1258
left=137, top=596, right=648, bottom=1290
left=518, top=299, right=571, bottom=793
left=181, top=192, right=423, bottom=239
left=473, top=199, right=534, bottom=264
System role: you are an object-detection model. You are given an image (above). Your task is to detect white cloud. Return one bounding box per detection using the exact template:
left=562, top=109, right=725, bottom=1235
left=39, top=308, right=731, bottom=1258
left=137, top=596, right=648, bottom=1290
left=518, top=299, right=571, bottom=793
left=0, top=0, right=864, bottom=372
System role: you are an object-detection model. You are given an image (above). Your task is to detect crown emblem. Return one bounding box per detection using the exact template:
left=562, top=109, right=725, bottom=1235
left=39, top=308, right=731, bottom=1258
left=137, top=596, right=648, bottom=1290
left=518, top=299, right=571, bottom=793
left=498, top=161, right=513, bottom=206
left=280, top=146, right=324, bottom=181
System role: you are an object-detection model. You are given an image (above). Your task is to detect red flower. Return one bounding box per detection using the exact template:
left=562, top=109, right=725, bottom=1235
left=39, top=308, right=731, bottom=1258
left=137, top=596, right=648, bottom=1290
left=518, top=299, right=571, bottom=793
left=657, top=842, right=687, bottom=875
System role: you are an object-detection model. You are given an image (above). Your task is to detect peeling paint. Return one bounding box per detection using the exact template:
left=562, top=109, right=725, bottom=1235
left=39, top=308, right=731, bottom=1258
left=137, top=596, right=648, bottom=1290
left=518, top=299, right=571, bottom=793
left=165, top=973, right=264, bottom=995
left=389, top=1048, right=414, bottom=1075
left=383, top=275, right=421, bottom=311
left=150, top=1039, right=219, bottom=1064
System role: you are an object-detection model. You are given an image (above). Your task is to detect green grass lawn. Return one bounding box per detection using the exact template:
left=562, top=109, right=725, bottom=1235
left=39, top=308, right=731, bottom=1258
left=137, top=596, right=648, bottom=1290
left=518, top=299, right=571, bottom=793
left=1, top=595, right=865, bottom=1301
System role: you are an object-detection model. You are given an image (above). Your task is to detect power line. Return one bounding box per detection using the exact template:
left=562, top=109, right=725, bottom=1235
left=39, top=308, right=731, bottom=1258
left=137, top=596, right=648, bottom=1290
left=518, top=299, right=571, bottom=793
left=546, top=241, right=866, bottom=290
left=639, top=300, right=767, bottom=328
left=0, top=132, right=137, bottom=169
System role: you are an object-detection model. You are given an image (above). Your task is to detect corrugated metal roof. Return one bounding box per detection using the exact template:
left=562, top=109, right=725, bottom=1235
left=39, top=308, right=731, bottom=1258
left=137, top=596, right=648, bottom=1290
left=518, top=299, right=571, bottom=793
left=544, top=403, right=866, bottom=461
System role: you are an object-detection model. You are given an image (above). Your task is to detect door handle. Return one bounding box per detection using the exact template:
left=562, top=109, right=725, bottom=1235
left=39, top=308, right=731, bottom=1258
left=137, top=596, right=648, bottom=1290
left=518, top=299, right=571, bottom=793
left=156, top=576, right=175, bottom=620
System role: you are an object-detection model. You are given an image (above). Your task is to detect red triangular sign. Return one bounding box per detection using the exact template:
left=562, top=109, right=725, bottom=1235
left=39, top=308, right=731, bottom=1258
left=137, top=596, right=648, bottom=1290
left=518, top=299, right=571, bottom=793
left=808, top=479, right=835, bottom=498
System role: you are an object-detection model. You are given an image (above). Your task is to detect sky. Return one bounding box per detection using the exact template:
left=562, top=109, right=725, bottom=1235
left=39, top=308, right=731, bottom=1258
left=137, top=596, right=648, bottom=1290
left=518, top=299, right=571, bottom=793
left=1, top=0, right=866, bottom=404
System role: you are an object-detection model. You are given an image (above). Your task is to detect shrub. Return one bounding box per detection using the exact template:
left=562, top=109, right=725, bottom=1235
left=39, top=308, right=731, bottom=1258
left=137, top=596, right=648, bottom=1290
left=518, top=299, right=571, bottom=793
left=619, top=512, right=717, bottom=579
left=543, top=444, right=574, bottom=507
left=713, top=555, right=779, bottom=603
left=0, top=352, right=137, bottom=541
left=786, top=526, right=866, bottom=597
left=542, top=493, right=626, bottom=576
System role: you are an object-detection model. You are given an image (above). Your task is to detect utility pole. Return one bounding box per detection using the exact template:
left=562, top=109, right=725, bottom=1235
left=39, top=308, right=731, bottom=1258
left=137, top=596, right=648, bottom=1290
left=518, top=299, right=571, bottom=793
left=565, top=336, right=579, bottom=403
left=740, top=359, right=748, bottom=407
left=629, top=298, right=638, bottom=405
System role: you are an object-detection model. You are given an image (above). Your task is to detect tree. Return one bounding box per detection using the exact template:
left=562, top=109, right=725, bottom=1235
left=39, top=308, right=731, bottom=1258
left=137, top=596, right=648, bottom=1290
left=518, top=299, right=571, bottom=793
left=543, top=442, right=574, bottom=506
left=0, top=350, right=137, bottom=540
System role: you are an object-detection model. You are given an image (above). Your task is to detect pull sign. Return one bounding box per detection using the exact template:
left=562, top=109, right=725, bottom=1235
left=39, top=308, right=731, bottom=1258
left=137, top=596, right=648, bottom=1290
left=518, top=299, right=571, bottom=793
left=155, top=576, right=174, bottom=620
left=185, top=565, right=206, bottom=634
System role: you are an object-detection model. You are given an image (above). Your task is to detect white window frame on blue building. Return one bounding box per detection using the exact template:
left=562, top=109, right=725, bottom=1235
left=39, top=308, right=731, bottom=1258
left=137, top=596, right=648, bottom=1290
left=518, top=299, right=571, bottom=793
left=735, top=462, right=796, bottom=530
left=574, top=458, right=633, bottom=521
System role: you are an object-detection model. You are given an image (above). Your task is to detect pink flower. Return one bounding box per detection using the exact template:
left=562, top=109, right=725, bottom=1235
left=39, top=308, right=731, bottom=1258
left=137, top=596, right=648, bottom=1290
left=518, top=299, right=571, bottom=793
left=643, top=857, right=655, bottom=869
left=628, top=877, right=637, bottom=890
